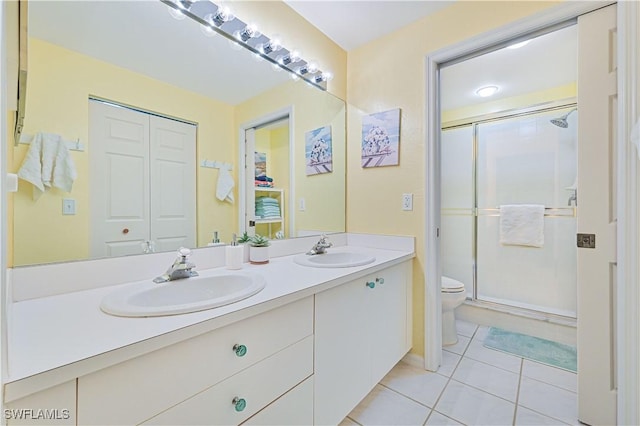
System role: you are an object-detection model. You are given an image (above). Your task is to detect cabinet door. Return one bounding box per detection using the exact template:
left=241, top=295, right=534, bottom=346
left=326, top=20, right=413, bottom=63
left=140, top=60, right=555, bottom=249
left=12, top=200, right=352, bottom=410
left=4, top=381, right=76, bottom=426
left=314, top=278, right=371, bottom=426
left=242, top=376, right=313, bottom=426
left=369, top=262, right=409, bottom=385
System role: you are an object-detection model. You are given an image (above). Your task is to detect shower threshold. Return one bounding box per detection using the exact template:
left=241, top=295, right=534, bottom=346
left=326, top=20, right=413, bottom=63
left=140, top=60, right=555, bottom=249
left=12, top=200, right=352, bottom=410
left=463, top=298, right=577, bottom=328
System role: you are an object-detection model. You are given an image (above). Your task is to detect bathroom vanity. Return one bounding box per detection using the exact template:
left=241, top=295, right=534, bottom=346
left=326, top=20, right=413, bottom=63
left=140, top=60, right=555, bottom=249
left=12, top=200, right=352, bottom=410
left=4, top=234, right=414, bottom=425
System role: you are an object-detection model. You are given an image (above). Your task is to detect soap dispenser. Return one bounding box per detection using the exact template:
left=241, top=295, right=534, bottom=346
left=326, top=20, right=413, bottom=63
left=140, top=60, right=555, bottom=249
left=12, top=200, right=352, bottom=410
left=225, top=233, right=244, bottom=270
left=207, top=231, right=225, bottom=247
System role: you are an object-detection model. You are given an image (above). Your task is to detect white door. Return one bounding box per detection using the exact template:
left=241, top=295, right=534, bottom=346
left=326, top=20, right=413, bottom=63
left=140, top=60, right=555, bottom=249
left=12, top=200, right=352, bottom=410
left=577, top=5, right=617, bottom=425
left=150, top=115, right=196, bottom=253
left=90, top=100, right=150, bottom=257
left=90, top=101, right=196, bottom=257
left=244, top=127, right=257, bottom=237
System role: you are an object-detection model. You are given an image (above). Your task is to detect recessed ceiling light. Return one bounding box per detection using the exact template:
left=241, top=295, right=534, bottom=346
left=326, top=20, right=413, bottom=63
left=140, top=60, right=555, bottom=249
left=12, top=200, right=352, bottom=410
left=507, top=40, right=530, bottom=49
left=475, top=86, right=499, bottom=97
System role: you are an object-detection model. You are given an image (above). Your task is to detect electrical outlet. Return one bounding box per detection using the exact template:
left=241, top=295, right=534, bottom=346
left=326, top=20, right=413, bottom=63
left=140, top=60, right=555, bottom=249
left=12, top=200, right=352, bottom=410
left=402, top=193, right=413, bottom=211
left=62, top=198, right=76, bottom=215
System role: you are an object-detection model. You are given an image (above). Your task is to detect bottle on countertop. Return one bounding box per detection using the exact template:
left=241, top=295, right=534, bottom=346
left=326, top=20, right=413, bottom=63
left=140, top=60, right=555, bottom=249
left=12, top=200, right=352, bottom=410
left=225, top=233, right=244, bottom=270
left=207, top=231, right=225, bottom=247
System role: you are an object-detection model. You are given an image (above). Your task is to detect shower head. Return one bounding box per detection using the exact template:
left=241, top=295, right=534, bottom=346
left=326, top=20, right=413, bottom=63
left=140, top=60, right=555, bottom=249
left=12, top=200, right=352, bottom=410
left=550, top=108, right=577, bottom=128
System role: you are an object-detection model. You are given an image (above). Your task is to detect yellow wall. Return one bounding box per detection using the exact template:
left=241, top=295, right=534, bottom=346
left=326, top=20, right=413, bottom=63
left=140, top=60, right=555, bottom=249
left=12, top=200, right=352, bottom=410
left=442, top=82, right=577, bottom=124
left=236, top=79, right=346, bottom=236
left=11, top=38, right=236, bottom=265
left=346, top=1, right=561, bottom=358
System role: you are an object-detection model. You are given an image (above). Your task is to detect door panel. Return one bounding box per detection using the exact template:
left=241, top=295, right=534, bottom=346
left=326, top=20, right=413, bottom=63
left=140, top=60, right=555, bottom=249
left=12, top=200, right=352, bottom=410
left=577, top=5, right=617, bottom=425
left=90, top=101, right=150, bottom=258
left=150, top=115, right=196, bottom=252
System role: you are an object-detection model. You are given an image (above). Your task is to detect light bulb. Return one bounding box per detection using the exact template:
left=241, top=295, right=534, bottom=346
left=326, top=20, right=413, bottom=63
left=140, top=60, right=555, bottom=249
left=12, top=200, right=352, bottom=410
left=276, top=50, right=301, bottom=66
left=258, top=38, right=282, bottom=55
left=200, top=23, right=216, bottom=37
left=167, top=5, right=186, bottom=20
left=307, top=62, right=318, bottom=73
left=507, top=40, right=530, bottom=49
left=235, top=24, right=260, bottom=42
left=205, top=5, right=234, bottom=27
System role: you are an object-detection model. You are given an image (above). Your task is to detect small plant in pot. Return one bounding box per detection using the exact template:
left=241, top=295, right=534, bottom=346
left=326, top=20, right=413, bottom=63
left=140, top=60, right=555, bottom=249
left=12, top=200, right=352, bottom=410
left=237, top=231, right=251, bottom=244
left=249, top=234, right=270, bottom=264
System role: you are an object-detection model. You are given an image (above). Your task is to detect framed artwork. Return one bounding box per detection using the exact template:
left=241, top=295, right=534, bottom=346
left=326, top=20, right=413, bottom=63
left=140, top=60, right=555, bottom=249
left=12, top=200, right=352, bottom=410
left=254, top=152, right=267, bottom=178
left=305, top=125, right=333, bottom=175
left=361, top=108, right=401, bottom=168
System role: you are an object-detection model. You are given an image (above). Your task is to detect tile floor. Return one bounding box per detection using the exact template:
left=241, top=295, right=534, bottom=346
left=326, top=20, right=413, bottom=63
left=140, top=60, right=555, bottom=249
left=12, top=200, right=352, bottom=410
left=340, top=321, right=578, bottom=426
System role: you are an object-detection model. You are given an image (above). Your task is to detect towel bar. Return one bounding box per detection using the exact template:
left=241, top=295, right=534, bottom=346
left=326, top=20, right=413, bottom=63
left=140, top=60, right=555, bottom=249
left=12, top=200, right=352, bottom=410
left=19, top=133, right=84, bottom=152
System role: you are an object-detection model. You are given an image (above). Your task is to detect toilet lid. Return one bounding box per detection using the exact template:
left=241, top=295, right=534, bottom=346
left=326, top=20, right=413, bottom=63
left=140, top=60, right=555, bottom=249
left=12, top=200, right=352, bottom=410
left=442, top=276, right=465, bottom=293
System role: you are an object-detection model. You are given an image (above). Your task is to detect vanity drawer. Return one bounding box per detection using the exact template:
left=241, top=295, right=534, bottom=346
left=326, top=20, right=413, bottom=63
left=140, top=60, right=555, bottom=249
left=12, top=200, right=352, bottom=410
left=78, top=297, right=313, bottom=426
left=142, top=336, right=313, bottom=426
left=242, top=376, right=313, bottom=426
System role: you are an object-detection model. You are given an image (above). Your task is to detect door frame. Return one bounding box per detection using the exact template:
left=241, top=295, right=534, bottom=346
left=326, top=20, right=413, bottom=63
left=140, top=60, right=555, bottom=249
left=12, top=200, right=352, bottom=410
left=238, top=106, right=295, bottom=237
left=424, top=1, right=638, bottom=422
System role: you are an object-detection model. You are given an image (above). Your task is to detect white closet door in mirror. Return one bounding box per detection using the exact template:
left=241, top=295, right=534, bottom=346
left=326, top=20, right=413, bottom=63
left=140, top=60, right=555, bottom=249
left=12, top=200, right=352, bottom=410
left=89, top=100, right=196, bottom=258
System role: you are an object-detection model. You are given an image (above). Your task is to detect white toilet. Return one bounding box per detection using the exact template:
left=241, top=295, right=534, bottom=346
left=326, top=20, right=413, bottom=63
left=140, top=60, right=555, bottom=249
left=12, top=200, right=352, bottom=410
left=441, top=276, right=467, bottom=346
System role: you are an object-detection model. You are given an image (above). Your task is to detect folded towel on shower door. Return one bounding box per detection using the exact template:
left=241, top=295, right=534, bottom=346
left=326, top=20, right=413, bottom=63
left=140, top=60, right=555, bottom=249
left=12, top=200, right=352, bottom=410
left=499, top=204, right=545, bottom=248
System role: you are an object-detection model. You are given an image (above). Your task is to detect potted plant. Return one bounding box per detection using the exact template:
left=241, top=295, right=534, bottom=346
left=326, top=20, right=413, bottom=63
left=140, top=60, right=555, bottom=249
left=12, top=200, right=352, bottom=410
left=249, top=234, right=270, bottom=264
left=237, top=231, right=251, bottom=244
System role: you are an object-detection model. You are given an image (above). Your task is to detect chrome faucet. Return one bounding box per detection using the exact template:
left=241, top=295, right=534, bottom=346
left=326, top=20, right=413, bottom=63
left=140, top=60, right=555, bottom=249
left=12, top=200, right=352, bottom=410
left=306, top=235, right=333, bottom=255
left=153, top=247, right=199, bottom=283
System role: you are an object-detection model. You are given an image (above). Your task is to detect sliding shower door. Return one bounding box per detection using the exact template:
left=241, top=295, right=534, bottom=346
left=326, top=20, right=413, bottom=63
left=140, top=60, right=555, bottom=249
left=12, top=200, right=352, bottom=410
left=441, top=106, right=578, bottom=317
left=476, top=107, right=577, bottom=317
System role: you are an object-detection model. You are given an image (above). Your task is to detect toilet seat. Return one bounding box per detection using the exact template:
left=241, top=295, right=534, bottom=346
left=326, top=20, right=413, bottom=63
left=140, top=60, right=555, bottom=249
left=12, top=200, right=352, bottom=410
left=441, top=276, right=465, bottom=293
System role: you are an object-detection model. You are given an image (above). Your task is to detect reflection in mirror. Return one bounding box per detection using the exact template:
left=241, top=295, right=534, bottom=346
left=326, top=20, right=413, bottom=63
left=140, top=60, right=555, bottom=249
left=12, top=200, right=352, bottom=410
left=11, top=1, right=345, bottom=267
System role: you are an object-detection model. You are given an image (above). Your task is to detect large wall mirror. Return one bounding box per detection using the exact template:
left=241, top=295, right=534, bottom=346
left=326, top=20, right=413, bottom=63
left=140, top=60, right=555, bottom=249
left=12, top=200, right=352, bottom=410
left=11, top=0, right=346, bottom=267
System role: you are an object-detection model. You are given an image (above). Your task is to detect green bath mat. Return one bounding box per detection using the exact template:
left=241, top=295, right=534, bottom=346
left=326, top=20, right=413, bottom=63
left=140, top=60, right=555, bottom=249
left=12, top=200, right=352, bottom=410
left=483, top=327, right=577, bottom=372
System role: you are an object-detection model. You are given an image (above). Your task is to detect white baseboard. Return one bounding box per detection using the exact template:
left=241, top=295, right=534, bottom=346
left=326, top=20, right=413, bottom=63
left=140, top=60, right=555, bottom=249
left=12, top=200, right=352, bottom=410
left=401, top=352, right=426, bottom=370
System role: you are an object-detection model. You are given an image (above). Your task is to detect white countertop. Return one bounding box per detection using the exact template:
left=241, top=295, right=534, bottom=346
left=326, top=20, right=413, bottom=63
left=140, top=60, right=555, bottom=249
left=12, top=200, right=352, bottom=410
left=6, top=239, right=414, bottom=401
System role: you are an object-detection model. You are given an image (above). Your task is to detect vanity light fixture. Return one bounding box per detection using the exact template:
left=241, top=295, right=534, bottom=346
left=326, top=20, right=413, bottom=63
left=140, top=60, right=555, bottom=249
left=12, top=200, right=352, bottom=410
left=206, top=5, right=234, bottom=27
left=235, top=24, right=260, bottom=43
left=258, top=38, right=282, bottom=55
left=161, top=0, right=331, bottom=90
left=475, top=85, right=499, bottom=97
left=314, top=72, right=333, bottom=84
left=277, top=50, right=301, bottom=66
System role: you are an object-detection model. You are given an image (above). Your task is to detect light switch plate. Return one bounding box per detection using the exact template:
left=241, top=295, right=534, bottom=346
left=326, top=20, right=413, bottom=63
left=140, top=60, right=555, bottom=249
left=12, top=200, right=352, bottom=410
left=402, top=193, right=413, bottom=211
left=62, top=198, right=76, bottom=215
left=299, top=198, right=306, bottom=211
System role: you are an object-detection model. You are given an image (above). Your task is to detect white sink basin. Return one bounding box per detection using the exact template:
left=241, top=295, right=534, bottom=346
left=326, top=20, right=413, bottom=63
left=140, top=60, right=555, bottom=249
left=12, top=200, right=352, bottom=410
left=101, top=272, right=266, bottom=317
left=293, top=252, right=376, bottom=268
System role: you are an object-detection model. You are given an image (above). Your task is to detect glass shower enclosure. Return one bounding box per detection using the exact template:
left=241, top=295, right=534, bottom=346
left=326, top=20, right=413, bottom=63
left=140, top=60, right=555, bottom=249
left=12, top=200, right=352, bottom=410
left=441, top=105, right=578, bottom=318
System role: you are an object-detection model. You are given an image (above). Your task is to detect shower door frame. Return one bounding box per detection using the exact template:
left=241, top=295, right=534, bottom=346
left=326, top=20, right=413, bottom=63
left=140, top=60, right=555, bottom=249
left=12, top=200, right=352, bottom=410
left=442, top=101, right=578, bottom=320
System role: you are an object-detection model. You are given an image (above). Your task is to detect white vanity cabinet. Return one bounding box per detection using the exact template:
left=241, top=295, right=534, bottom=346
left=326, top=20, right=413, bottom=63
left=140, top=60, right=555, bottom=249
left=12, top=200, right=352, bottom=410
left=314, top=261, right=412, bottom=425
left=4, top=381, right=76, bottom=425
left=77, top=296, right=313, bottom=425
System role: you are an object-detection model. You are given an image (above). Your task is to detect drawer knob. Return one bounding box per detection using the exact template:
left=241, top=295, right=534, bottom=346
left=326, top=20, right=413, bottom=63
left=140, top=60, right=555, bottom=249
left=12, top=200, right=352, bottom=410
left=233, top=344, right=247, bottom=357
left=376, top=277, right=385, bottom=284
left=366, top=281, right=375, bottom=289
left=232, top=397, right=247, bottom=412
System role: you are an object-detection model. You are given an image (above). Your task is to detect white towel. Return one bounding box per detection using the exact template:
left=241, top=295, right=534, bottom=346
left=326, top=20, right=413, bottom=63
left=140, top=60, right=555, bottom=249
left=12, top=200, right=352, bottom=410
left=499, top=204, right=545, bottom=248
left=216, top=166, right=234, bottom=203
left=17, top=132, right=77, bottom=199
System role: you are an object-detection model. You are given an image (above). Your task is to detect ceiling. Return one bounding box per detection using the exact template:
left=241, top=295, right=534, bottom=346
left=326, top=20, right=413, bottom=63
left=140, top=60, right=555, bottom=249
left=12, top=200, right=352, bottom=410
left=284, top=0, right=455, bottom=51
